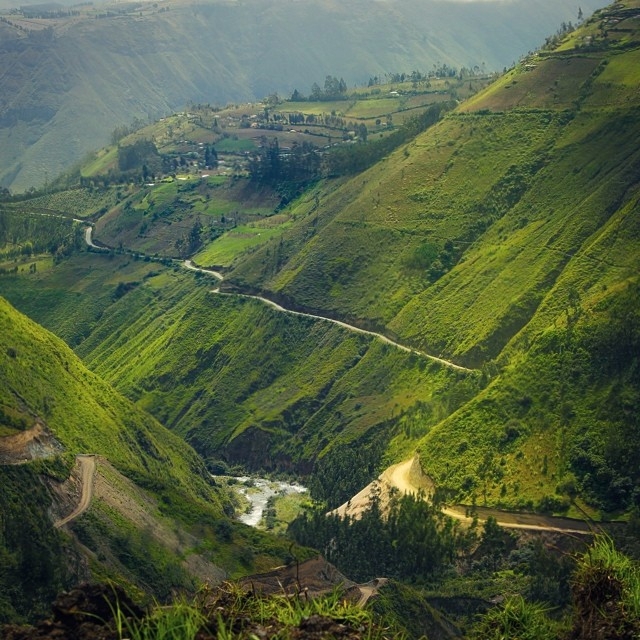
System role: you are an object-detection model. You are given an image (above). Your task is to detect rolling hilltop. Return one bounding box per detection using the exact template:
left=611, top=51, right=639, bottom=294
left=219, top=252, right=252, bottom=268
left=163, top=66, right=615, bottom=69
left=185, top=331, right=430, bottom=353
left=0, top=0, right=603, bottom=192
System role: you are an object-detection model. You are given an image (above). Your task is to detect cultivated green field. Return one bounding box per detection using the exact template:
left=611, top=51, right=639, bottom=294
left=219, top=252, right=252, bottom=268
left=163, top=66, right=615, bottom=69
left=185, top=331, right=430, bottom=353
left=194, top=219, right=292, bottom=267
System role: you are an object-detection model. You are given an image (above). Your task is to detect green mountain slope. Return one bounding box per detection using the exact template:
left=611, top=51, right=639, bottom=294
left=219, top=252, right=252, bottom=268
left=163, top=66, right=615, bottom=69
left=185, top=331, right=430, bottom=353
left=0, top=0, right=603, bottom=192
left=1, top=1, right=638, bottom=524
left=228, top=22, right=640, bottom=367
left=0, top=295, right=291, bottom=622
left=222, top=2, right=640, bottom=512
left=0, top=255, right=477, bottom=485
left=0, top=295, right=220, bottom=485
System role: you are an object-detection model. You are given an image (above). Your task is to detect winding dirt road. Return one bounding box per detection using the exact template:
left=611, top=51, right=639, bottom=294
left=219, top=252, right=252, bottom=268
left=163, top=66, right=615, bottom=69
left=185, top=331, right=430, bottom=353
left=212, top=289, right=472, bottom=372
left=184, top=254, right=470, bottom=371
left=183, top=259, right=224, bottom=280
left=335, top=458, right=593, bottom=535
left=84, top=226, right=109, bottom=251
left=79, top=228, right=596, bottom=535
left=54, top=455, right=96, bottom=528
left=81, top=228, right=472, bottom=372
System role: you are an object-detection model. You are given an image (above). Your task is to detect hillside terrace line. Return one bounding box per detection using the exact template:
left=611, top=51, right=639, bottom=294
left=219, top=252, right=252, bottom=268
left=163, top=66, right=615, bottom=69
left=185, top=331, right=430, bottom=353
left=85, top=224, right=474, bottom=373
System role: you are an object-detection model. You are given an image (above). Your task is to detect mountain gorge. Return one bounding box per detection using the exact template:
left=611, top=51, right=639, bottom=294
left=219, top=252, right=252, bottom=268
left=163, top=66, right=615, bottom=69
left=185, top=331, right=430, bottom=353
left=2, top=0, right=639, bottom=517
left=0, top=296, right=293, bottom=621
left=1, top=1, right=639, bottom=637
left=0, top=0, right=603, bottom=192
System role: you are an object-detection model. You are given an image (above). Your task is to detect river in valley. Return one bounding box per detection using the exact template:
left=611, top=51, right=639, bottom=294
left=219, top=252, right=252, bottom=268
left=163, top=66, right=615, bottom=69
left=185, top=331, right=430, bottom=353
left=229, top=476, right=308, bottom=527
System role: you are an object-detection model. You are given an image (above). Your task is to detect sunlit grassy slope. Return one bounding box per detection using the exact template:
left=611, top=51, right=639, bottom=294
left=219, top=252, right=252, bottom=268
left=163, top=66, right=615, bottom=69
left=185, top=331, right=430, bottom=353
left=0, top=295, right=293, bottom=620
left=2, top=2, right=638, bottom=518
left=0, top=256, right=476, bottom=483
left=221, top=2, right=640, bottom=512
left=229, top=11, right=640, bottom=366
left=0, top=295, right=215, bottom=489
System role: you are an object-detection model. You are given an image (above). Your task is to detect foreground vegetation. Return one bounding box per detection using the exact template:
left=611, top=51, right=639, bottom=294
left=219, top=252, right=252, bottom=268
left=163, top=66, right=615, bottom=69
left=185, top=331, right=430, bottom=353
left=470, top=535, right=640, bottom=640
left=4, top=535, right=636, bottom=639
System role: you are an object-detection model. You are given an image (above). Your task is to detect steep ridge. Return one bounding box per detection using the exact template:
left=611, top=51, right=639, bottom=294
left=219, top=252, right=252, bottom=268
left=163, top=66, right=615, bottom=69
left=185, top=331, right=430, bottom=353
left=0, top=296, right=291, bottom=622
left=0, top=295, right=226, bottom=494
left=224, top=1, right=640, bottom=513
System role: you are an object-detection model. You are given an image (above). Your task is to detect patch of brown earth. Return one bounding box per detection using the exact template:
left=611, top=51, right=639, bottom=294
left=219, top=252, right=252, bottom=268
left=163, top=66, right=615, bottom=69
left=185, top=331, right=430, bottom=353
left=240, top=555, right=357, bottom=598
left=0, top=419, right=63, bottom=464
left=240, top=556, right=387, bottom=609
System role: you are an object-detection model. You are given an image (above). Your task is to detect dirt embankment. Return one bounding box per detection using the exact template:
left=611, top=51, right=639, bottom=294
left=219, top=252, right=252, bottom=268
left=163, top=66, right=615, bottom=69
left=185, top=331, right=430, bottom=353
left=85, top=458, right=226, bottom=584
left=0, top=420, right=63, bottom=464
left=239, top=555, right=387, bottom=609
left=334, top=455, right=594, bottom=535
left=332, top=455, right=431, bottom=520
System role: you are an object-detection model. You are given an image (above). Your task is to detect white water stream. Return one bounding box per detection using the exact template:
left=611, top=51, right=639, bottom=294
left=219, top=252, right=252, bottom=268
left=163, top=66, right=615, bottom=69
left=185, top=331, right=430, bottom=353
left=230, top=476, right=308, bottom=527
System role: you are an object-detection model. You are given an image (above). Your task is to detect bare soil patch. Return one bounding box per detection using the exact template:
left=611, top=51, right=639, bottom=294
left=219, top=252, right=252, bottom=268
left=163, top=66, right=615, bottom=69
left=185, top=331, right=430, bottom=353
left=334, top=455, right=593, bottom=535
left=0, top=420, right=63, bottom=464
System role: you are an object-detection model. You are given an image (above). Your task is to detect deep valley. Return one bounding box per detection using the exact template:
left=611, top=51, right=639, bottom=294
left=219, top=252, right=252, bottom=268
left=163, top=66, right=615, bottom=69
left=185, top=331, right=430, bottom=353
left=1, top=0, right=639, bottom=638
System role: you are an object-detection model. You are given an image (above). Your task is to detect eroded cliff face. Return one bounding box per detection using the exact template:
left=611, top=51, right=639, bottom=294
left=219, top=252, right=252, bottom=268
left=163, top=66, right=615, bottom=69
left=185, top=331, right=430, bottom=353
left=0, top=419, right=63, bottom=465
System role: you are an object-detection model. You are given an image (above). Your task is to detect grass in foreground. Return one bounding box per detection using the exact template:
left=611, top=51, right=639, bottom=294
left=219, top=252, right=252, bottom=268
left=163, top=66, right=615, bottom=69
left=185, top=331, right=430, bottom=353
left=470, top=535, right=640, bottom=640
left=111, top=582, right=402, bottom=640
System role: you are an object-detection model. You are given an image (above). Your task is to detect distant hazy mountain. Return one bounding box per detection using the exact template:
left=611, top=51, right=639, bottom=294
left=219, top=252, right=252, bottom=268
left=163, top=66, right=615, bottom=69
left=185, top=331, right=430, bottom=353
left=0, top=0, right=603, bottom=192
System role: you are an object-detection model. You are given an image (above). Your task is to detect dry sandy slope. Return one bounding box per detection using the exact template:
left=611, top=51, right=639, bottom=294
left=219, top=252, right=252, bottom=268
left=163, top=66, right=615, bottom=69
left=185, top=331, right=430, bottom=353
left=52, top=454, right=226, bottom=582
left=334, top=456, right=593, bottom=535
